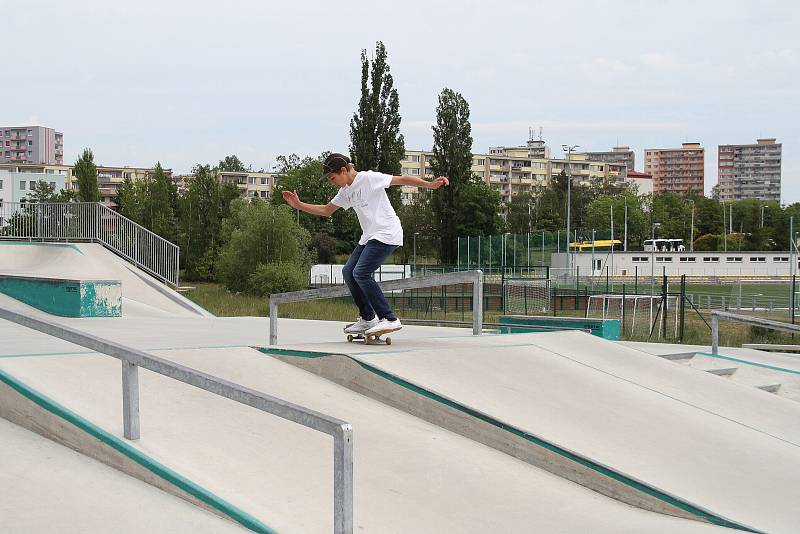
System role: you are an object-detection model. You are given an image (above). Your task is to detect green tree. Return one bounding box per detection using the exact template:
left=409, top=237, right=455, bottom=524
left=585, top=192, right=647, bottom=247
left=118, top=163, right=178, bottom=241
left=349, top=41, right=405, bottom=208
left=650, top=192, right=693, bottom=242
left=24, top=180, right=57, bottom=203
left=532, top=187, right=563, bottom=231
left=429, top=88, right=487, bottom=263
left=694, top=196, right=723, bottom=236
left=507, top=192, right=535, bottom=234
left=74, top=148, right=100, bottom=202
left=218, top=155, right=248, bottom=172
left=216, top=198, right=312, bottom=294
left=396, top=193, right=438, bottom=263
left=693, top=233, right=722, bottom=251
left=179, top=164, right=237, bottom=281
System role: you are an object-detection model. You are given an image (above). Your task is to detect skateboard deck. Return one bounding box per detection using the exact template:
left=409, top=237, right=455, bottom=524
left=346, top=332, right=392, bottom=345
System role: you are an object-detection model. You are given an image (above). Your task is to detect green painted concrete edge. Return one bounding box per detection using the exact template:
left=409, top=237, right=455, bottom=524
left=696, top=352, right=800, bottom=376
left=260, top=346, right=760, bottom=533
left=0, top=367, right=278, bottom=534
left=0, top=240, right=84, bottom=255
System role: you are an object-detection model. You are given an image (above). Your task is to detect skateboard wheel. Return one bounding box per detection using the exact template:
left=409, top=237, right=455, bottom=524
left=385, top=337, right=392, bottom=345
left=347, top=335, right=353, bottom=342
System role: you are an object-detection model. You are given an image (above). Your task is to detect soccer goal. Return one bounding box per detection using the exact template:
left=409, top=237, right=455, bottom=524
left=585, top=294, right=679, bottom=338
left=504, top=278, right=552, bottom=314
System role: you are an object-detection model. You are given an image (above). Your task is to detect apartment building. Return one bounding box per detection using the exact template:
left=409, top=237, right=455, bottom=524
left=219, top=171, right=280, bottom=199
left=625, top=170, right=653, bottom=195
left=0, top=163, right=171, bottom=209
left=579, top=146, right=635, bottom=173
left=644, top=143, right=704, bottom=194
left=0, top=126, right=63, bottom=165
left=400, top=139, right=626, bottom=205
left=717, top=138, right=782, bottom=202
left=0, top=164, right=71, bottom=205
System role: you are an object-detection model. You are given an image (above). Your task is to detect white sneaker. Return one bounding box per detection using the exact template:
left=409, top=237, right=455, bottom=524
left=344, top=316, right=379, bottom=334
left=365, top=318, right=402, bottom=336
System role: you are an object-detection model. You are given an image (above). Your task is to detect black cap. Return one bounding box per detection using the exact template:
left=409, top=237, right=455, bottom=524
left=320, top=153, right=351, bottom=182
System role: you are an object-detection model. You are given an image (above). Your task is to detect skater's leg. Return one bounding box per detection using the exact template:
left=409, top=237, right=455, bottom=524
left=352, top=239, right=399, bottom=321
left=342, top=244, right=376, bottom=320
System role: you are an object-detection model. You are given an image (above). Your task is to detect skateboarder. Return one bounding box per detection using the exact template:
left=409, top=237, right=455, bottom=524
left=281, top=153, right=449, bottom=337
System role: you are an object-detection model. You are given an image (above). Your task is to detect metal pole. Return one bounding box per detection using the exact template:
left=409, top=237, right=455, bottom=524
left=413, top=233, right=418, bottom=275
left=624, top=201, right=628, bottom=252
left=690, top=202, right=695, bottom=252
left=566, top=150, right=572, bottom=270
left=472, top=270, right=484, bottom=335
left=610, top=204, right=614, bottom=285
left=711, top=315, right=719, bottom=355
left=679, top=274, right=686, bottom=342
left=122, top=361, right=140, bottom=440
left=723, top=203, right=727, bottom=252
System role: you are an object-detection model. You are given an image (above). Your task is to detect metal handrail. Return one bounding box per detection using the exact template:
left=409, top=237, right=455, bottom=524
left=0, top=202, right=180, bottom=287
left=710, top=310, right=800, bottom=355
left=0, top=305, right=353, bottom=533
left=269, top=270, right=484, bottom=345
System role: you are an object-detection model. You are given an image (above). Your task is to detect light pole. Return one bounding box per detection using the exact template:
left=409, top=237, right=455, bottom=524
left=651, top=222, right=661, bottom=291
left=413, top=232, right=419, bottom=275
left=562, top=144, right=579, bottom=272
left=761, top=205, right=766, bottom=228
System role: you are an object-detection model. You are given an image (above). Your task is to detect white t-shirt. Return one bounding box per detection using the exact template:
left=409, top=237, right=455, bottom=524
left=330, top=171, right=403, bottom=246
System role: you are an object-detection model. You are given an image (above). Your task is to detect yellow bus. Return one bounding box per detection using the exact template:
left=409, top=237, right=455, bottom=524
left=568, top=239, right=622, bottom=251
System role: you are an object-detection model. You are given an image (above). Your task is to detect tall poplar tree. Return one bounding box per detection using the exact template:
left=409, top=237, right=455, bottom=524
left=74, top=148, right=100, bottom=203
left=430, top=88, right=503, bottom=262
left=349, top=41, right=405, bottom=207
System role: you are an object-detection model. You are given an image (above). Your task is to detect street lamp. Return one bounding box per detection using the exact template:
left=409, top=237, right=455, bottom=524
left=413, top=232, right=419, bottom=275
left=651, top=222, right=661, bottom=290
left=562, top=144, right=579, bottom=271
left=761, top=205, right=766, bottom=228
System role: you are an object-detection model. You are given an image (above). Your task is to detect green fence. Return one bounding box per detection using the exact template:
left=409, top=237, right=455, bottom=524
left=457, top=230, right=614, bottom=270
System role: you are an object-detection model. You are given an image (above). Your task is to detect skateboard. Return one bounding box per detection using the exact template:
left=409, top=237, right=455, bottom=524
left=346, top=332, right=392, bottom=345
left=344, top=322, right=394, bottom=345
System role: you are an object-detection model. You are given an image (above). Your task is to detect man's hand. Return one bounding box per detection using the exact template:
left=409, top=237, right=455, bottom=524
left=428, top=177, right=450, bottom=190
left=282, top=190, right=301, bottom=208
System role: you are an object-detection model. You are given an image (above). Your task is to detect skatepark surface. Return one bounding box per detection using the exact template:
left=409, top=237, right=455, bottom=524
left=0, top=417, right=245, bottom=533
left=2, top=241, right=799, bottom=532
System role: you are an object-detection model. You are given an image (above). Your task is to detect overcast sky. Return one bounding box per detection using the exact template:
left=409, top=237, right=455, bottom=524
left=4, top=0, right=798, bottom=200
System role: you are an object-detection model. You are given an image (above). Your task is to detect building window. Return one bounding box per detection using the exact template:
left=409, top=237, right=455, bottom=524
left=749, top=257, right=766, bottom=263
left=632, top=256, right=649, bottom=263
left=679, top=257, right=696, bottom=262
left=774, top=257, right=789, bottom=263
left=655, top=257, right=672, bottom=262
left=0, top=179, right=3, bottom=188
left=261, top=177, right=267, bottom=185
left=726, top=257, right=743, bottom=263
left=410, top=155, right=420, bottom=162
left=260, top=191, right=267, bottom=198
left=703, top=257, right=720, bottom=262
left=474, top=159, right=485, bottom=166
left=19, top=180, right=26, bottom=190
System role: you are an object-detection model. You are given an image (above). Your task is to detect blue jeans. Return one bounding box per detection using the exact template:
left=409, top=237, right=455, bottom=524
left=342, top=240, right=398, bottom=321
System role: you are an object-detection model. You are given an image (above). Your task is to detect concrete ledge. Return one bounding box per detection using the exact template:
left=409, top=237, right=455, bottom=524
left=0, top=368, right=275, bottom=534
left=0, top=274, right=121, bottom=317
left=267, top=349, right=755, bottom=532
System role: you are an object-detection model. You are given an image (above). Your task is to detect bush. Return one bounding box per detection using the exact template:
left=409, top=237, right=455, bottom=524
left=248, top=262, right=308, bottom=296
left=216, top=198, right=312, bottom=293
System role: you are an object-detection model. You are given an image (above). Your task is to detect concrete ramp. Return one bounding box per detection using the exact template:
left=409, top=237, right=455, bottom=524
left=0, top=341, right=728, bottom=534
left=0, top=417, right=246, bottom=533
left=0, top=242, right=208, bottom=317
left=271, top=330, right=800, bottom=533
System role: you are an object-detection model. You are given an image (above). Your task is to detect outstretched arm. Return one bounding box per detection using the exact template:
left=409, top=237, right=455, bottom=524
left=281, top=190, right=339, bottom=217
left=390, top=175, right=450, bottom=189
